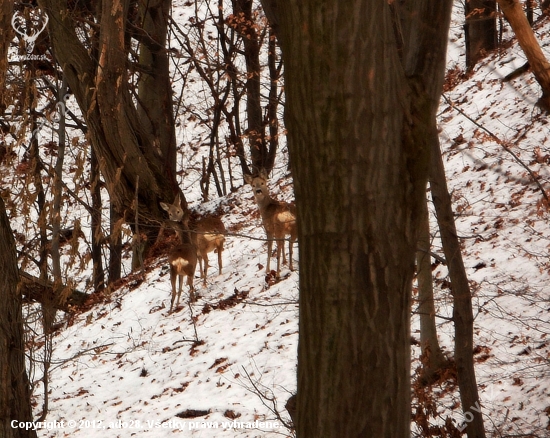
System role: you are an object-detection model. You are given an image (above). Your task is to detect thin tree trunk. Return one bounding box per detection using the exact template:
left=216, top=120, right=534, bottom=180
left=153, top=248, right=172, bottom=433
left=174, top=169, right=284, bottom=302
left=498, top=0, right=550, bottom=108
left=526, top=0, right=534, bottom=25
left=216, top=2, right=250, bottom=176
left=91, top=141, right=105, bottom=291
left=465, top=0, right=497, bottom=68
left=265, top=29, right=280, bottom=173
left=233, top=0, right=267, bottom=172
left=417, top=193, right=447, bottom=384
left=28, top=77, right=54, bottom=333
left=51, top=78, right=67, bottom=296
left=429, top=128, right=486, bottom=438
left=0, top=195, right=37, bottom=438
left=0, top=0, right=14, bottom=113
left=109, top=204, right=122, bottom=285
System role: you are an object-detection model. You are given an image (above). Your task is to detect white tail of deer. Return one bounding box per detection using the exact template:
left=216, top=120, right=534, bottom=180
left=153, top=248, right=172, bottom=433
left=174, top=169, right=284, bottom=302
left=244, top=170, right=297, bottom=278
left=160, top=194, right=197, bottom=311
left=161, top=194, right=225, bottom=285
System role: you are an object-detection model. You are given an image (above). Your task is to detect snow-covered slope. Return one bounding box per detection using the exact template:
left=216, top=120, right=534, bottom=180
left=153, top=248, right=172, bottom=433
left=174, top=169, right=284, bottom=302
left=34, top=182, right=299, bottom=438
left=26, top=5, right=550, bottom=438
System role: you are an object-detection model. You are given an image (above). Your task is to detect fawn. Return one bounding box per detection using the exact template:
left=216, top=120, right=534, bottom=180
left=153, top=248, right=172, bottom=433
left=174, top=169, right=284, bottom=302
left=244, top=170, right=297, bottom=278
left=161, top=194, right=225, bottom=285
left=160, top=195, right=197, bottom=311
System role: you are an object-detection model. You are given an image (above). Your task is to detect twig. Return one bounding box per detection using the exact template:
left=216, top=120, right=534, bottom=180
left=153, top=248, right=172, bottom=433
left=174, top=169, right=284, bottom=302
left=442, top=94, right=549, bottom=204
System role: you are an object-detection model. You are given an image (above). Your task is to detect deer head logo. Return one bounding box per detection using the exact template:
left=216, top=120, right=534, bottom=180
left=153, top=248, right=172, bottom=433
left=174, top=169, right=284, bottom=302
left=11, top=7, right=49, bottom=54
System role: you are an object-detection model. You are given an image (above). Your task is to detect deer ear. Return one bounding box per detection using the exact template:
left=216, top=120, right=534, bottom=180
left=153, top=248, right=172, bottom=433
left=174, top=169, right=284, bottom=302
left=160, top=202, right=169, bottom=212
left=244, top=174, right=253, bottom=184
left=173, top=193, right=181, bottom=206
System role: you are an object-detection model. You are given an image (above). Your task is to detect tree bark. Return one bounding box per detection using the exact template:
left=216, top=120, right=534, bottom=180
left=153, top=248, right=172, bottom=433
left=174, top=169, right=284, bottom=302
left=233, top=0, right=269, bottom=172
left=91, top=145, right=105, bottom=291
left=37, top=0, right=182, bottom=243
left=429, top=128, right=486, bottom=438
left=261, top=1, right=453, bottom=436
left=108, top=204, right=123, bottom=285
left=135, top=0, right=177, bottom=186
left=0, top=196, right=37, bottom=438
left=51, top=78, right=67, bottom=298
left=0, top=0, right=14, bottom=113
left=20, top=271, right=89, bottom=311
left=497, top=0, right=550, bottom=108
left=417, top=194, right=447, bottom=384
left=465, top=0, right=497, bottom=68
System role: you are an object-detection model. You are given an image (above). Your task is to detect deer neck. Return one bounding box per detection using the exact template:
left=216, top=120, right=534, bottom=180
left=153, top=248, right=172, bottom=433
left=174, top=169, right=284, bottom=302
left=170, top=220, right=192, bottom=245
left=255, top=192, right=276, bottom=213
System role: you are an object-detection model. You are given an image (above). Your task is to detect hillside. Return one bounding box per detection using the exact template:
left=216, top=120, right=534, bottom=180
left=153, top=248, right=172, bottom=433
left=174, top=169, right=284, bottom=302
left=29, top=170, right=299, bottom=438
left=9, top=3, right=550, bottom=438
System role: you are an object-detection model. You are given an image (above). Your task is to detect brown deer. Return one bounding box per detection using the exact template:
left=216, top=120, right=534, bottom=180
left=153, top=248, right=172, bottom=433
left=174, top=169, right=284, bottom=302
left=160, top=195, right=197, bottom=311
left=161, top=194, right=225, bottom=285
left=244, top=170, right=297, bottom=278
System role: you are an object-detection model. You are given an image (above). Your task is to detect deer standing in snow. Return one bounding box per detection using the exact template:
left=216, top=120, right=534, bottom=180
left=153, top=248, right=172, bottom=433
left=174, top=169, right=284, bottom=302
left=245, top=170, right=297, bottom=278
left=160, top=195, right=197, bottom=311
left=161, top=194, right=225, bottom=285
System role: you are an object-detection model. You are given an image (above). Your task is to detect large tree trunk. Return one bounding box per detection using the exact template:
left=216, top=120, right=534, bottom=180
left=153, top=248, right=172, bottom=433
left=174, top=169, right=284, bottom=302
left=38, top=0, right=181, bottom=242
left=136, top=0, right=177, bottom=184
left=497, top=0, right=550, bottom=108
left=261, top=0, right=452, bottom=436
left=0, top=196, right=37, bottom=438
left=429, top=128, right=486, bottom=438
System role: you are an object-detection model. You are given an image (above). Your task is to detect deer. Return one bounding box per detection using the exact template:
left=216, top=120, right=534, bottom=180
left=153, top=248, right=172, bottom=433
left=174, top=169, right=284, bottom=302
left=161, top=194, right=225, bottom=285
left=244, top=170, right=297, bottom=278
left=160, top=195, right=197, bottom=311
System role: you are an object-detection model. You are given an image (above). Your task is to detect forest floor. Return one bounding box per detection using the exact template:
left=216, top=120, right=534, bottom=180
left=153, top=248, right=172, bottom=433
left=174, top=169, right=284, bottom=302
left=20, top=4, right=550, bottom=438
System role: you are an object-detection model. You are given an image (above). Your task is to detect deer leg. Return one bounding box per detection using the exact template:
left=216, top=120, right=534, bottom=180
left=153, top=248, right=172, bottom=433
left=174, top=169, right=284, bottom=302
left=198, top=253, right=204, bottom=279
left=175, top=274, right=183, bottom=309
left=217, top=243, right=223, bottom=275
left=266, top=236, right=273, bottom=273
left=276, top=239, right=282, bottom=278
left=169, top=269, right=177, bottom=312
left=188, top=274, right=196, bottom=303
left=288, top=238, right=293, bottom=271
left=202, top=252, right=209, bottom=285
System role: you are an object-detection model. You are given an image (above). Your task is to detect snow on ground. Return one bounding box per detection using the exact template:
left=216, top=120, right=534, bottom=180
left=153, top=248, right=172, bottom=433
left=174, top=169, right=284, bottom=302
left=412, top=12, right=550, bottom=434
left=19, top=3, right=550, bottom=438
left=33, top=178, right=299, bottom=438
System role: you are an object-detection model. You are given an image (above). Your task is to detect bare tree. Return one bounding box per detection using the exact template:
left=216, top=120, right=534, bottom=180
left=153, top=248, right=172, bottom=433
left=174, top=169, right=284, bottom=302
left=0, top=0, right=14, bottom=112
left=498, top=0, right=550, bottom=109
left=0, top=195, right=37, bottom=438
left=261, top=0, right=453, bottom=435
left=429, top=127, right=486, bottom=438
left=416, top=194, right=448, bottom=384
left=37, top=0, right=182, bottom=249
